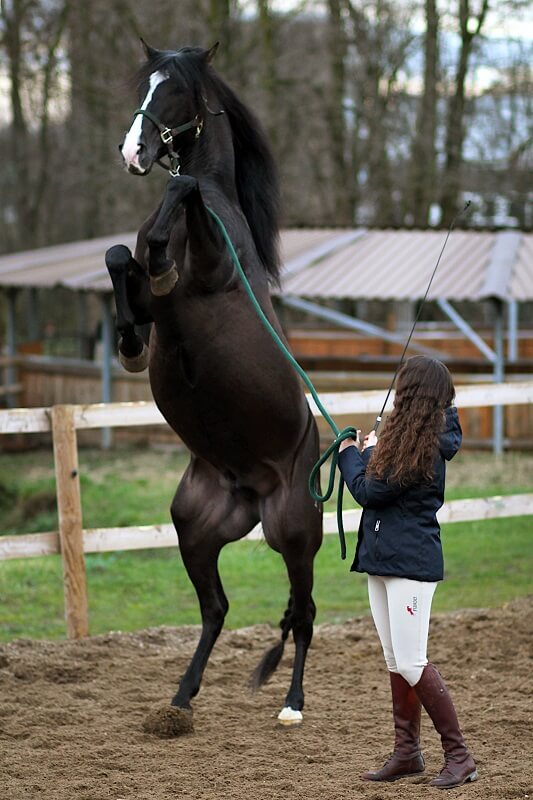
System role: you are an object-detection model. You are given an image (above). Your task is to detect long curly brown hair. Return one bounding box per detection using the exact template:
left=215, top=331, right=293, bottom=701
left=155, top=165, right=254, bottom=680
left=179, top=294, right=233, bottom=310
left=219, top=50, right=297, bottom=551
left=367, top=356, right=456, bottom=486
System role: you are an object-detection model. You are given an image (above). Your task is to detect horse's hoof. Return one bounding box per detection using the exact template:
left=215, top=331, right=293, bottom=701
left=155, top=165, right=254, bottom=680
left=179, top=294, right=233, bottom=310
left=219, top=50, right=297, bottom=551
left=277, top=706, right=303, bottom=726
left=150, top=264, right=179, bottom=296
left=142, top=705, right=194, bottom=738
left=118, top=341, right=149, bottom=373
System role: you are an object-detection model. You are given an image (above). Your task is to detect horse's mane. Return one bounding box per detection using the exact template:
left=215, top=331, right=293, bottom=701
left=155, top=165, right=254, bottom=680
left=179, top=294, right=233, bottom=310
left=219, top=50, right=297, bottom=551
left=136, top=48, right=281, bottom=282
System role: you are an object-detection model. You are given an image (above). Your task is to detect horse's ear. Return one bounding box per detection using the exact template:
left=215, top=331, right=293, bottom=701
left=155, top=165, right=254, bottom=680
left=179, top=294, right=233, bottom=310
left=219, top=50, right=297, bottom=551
left=140, top=38, right=158, bottom=61
left=205, top=42, right=219, bottom=64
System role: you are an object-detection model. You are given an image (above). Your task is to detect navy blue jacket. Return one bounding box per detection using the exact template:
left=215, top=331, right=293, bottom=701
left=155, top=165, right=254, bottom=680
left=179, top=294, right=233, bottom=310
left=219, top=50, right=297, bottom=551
left=338, top=406, right=462, bottom=582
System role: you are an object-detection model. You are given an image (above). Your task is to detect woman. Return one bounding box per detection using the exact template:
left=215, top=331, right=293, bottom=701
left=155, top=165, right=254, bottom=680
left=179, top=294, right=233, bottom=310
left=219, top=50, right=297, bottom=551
left=338, top=355, right=477, bottom=789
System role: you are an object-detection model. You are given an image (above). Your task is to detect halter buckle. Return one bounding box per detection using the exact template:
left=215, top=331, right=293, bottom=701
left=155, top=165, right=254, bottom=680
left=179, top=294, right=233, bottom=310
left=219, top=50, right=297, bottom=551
left=195, top=118, right=204, bottom=139
left=161, top=127, right=173, bottom=144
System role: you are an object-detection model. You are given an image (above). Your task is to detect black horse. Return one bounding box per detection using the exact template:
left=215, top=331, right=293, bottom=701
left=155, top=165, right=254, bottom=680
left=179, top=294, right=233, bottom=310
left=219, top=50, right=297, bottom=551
left=105, top=42, right=322, bottom=735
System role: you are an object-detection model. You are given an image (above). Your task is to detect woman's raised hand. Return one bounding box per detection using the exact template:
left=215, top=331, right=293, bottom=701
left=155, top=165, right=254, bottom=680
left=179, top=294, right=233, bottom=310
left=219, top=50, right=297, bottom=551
left=363, top=430, right=378, bottom=450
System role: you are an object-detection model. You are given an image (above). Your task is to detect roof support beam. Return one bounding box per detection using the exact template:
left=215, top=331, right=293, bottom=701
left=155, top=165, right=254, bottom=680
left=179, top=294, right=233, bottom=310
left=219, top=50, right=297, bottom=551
left=4, top=289, right=19, bottom=408
left=280, top=295, right=446, bottom=357
left=26, top=288, right=40, bottom=341
left=491, top=299, right=505, bottom=455
left=99, top=294, right=114, bottom=449
left=436, top=298, right=496, bottom=363
left=437, top=297, right=505, bottom=453
left=507, top=300, right=518, bottom=363
left=78, top=291, right=89, bottom=359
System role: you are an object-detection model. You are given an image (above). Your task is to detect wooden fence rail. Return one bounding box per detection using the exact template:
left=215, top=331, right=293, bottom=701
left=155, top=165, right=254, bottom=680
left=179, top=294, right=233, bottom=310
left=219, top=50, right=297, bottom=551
left=2, top=493, right=532, bottom=562
left=1, top=380, right=532, bottom=639
left=1, top=379, right=533, bottom=434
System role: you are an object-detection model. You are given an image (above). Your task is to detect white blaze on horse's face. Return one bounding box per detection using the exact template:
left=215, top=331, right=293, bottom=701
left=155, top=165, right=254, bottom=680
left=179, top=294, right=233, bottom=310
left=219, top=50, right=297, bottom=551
left=121, top=70, right=168, bottom=173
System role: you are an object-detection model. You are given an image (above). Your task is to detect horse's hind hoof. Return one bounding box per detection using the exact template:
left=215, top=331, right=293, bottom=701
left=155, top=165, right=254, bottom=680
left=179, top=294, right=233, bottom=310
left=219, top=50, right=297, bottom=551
left=142, top=705, right=194, bottom=738
left=118, top=340, right=149, bottom=373
left=150, top=264, right=179, bottom=296
left=277, top=706, right=303, bottom=726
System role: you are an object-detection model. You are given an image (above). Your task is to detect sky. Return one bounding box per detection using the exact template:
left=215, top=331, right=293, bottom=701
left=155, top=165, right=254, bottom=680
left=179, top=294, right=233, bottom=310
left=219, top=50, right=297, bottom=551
left=262, top=0, right=533, bottom=41
left=1, top=2, right=531, bottom=122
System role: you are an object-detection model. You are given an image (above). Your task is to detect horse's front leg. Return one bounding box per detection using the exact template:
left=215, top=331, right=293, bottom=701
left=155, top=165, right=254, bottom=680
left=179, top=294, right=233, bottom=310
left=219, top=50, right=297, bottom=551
left=146, top=175, right=234, bottom=296
left=105, top=245, right=152, bottom=372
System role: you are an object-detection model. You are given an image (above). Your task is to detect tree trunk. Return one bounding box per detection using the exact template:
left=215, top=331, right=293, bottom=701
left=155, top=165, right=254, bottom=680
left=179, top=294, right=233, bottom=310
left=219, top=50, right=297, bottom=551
left=408, top=0, right=439, bottom=227
left=257, top=0, right=279, bottom=149
left=327, top=0, right=353, bottom=225
left=2, top=0, right=31, bottom=249
left=28, top=1, right=71, bottom=244
left=440, top=0, right=489, bottom=225
left=206, top=0, right=232, bottom=75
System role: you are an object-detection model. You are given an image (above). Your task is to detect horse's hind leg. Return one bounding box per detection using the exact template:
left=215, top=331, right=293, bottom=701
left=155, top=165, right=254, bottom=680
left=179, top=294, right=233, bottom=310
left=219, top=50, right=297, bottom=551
left=258, top=422, right=322, bottom=725
left=105, top=245, right=152, bottom=372
left=144, top=458, right=259, bottom=737
left=263, top=513, right=321, bottom=725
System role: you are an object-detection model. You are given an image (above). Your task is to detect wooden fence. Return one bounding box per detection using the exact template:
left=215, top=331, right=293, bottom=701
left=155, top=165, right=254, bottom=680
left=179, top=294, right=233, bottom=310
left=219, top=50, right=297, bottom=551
left=4, top=352, right=533, bottom=446
left=1, top=380, right=532, bottom=640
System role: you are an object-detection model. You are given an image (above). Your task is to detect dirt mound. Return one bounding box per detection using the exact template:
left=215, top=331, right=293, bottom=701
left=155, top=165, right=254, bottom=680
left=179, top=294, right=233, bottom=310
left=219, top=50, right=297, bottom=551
left=1, top=598, right=531, bottom=800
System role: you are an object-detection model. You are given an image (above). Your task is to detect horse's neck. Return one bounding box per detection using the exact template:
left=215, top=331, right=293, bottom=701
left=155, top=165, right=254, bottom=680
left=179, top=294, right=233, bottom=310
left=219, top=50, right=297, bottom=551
left=184, top=121, right=238, bottom=204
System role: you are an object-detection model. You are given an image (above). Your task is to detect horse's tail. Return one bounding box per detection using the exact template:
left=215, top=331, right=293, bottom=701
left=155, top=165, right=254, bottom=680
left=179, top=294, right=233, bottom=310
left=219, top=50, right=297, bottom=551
left=249, top=593, right=293, bottom=690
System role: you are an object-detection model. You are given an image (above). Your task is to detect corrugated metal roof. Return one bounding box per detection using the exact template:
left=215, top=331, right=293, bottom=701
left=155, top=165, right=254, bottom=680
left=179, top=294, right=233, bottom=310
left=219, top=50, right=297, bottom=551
left=0, top=233, right=137, bottom=292
left=0, top=228, right=351, bottom=292
left=280, top=230, right=505, bottom=300
left=0, top=228, right=531, bottom=300
left=281, top=229, right=366, bottom=276
left=280, top=229, right=346, bottom=265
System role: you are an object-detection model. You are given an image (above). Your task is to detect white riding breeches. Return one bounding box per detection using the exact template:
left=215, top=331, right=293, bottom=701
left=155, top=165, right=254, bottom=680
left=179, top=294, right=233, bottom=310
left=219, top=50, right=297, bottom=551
left=367, top=574, right=438, bottom=686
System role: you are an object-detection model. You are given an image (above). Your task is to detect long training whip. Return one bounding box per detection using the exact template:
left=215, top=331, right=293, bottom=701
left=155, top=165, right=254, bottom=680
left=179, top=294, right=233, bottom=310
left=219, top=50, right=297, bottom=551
left=373, top=200, right=471, bottom=433
left=206, top=202, right=470, bottom=559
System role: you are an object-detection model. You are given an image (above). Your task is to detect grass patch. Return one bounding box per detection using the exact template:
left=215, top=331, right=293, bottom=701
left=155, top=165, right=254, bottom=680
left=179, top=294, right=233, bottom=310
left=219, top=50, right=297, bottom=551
left=0, top=446, right=531, bottom=641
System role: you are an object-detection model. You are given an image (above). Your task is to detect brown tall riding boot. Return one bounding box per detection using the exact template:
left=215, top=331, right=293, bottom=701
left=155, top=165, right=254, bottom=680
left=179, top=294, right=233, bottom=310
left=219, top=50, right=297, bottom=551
left=414, top=663, right=477, bottom=789
left=362, top=672, right=425, bottom=781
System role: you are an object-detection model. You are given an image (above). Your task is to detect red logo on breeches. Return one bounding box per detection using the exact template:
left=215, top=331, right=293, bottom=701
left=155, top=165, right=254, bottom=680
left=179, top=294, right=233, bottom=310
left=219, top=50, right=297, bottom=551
left=406, top=606, right=414, bottom=616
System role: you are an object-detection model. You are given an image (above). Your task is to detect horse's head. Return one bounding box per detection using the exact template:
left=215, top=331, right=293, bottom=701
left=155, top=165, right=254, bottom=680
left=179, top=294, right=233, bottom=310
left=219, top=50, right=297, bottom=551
left=120, top=43, right=217, bottom=176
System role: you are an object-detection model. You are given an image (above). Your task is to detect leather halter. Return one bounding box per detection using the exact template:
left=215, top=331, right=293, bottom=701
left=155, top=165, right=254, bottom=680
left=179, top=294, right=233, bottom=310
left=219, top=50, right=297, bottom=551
left=133, top=108, right=203, bottom=176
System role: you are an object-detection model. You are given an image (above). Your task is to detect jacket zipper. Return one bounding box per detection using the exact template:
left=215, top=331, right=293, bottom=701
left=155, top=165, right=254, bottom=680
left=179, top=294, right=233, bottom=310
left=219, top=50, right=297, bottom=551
left=374, top=519, right=381, bottom=559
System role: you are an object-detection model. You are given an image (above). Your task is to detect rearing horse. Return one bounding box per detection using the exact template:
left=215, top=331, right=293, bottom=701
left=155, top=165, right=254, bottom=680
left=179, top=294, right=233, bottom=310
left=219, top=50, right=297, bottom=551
left=105, top=42, right=322, bottom=735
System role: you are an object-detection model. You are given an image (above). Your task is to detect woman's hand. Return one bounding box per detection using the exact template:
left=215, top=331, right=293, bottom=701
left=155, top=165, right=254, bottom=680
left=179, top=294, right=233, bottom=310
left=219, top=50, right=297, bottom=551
left=362, top=430, right=378, bottom=450
left=339, top=429, right=361, bottom=452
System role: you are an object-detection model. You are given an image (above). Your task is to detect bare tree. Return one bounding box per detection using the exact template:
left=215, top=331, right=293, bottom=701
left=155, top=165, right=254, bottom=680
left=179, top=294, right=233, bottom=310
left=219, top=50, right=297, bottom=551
left=344, top=0, right=415, bottom=226
left=1, top=0, right=531, bottom=256
left=464, top=35, right=532, bottom=227
left=407, top=0, right=439, bottom=227
left=254, top=0, right=280, bottom=148
left=0, top=0, right=71, bottom=250
left=204, top=0, right=235, bottom=78
left=440, top=0, right=490, bottom=225
left=326, top=0, right=354, bottom=225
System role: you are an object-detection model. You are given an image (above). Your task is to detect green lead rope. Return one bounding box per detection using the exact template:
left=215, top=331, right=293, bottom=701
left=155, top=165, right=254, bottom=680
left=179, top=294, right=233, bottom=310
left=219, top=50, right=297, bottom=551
left=206, top=206, right=357, bottom=559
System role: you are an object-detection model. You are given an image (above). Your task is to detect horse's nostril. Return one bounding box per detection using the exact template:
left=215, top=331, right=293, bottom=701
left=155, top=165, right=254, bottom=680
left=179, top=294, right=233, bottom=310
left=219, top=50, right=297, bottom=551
left=137, top=142, right=146, bottom=153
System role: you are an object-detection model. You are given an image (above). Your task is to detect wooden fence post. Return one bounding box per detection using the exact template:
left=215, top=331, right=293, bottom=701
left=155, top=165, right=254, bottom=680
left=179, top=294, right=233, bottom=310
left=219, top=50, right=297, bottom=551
left=51, top=404, right=89, bottom=638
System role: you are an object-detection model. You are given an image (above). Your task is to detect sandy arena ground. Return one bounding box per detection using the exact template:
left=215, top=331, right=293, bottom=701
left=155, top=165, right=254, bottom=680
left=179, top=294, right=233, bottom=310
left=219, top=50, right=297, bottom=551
left=1, top=596, right=531, bottom=800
